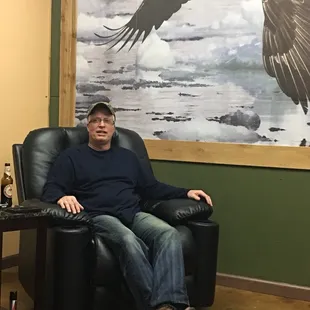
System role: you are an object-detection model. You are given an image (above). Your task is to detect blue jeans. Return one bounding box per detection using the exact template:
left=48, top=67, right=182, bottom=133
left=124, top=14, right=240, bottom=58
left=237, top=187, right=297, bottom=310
left=92, top=212, right=189, bottom=310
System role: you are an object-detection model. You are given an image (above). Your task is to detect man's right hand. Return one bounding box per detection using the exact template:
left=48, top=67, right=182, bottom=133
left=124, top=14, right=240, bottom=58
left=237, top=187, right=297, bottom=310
left=57, top=196, right=84, bottom=214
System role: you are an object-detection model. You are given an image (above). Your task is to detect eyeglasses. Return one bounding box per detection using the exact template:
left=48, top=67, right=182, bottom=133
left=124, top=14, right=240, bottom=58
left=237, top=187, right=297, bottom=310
left=88, top=117, right=115, bottom=126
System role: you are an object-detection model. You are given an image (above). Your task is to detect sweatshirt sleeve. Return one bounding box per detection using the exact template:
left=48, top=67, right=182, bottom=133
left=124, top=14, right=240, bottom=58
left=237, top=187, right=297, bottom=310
left=135, top=157, right=189, bottom=201
left=41, top=152, right=75, bottom=204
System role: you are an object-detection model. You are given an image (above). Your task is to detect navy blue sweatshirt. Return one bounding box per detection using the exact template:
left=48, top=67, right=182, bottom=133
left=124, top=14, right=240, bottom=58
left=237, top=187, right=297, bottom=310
left=41, top=144, right=189, bottom=226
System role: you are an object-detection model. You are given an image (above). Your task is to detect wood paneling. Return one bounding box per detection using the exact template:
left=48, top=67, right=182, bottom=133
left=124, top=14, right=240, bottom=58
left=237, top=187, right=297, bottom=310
left=59, top=0, right=77, bottom=127
left=217, top=273, right=310, bottom=302
left=144, top=139, right=310, bottom=169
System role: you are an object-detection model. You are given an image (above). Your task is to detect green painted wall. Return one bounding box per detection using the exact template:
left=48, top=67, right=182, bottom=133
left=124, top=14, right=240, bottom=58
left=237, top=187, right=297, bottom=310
left=49, top=0, right=61, bottom=126
left=152, top=161, right=310, bottom=287
left=49, top=1, right=310, bottom=287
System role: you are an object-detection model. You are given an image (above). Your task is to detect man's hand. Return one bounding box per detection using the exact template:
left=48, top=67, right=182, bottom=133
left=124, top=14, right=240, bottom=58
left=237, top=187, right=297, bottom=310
left=187, top=190, right=213, bottom=207
left=57, top=196, right=84, bottom=214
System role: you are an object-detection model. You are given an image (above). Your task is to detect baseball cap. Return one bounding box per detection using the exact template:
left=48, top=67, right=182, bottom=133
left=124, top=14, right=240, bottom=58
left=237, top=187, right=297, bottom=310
left=86, top=101, right=116, bottom=120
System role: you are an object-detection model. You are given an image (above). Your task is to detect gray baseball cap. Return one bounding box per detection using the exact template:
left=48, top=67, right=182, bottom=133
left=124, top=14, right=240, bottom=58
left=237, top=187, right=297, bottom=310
left=86, top=101, right=116, bottom=120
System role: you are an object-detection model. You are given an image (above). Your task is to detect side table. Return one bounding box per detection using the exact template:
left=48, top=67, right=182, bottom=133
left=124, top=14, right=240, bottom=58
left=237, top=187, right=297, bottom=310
left=0, top=209, right=49, bottom=310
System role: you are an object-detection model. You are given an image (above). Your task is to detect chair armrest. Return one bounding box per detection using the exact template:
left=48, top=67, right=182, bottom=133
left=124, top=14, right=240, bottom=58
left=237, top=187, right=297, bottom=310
left=141, top=198, right=213, bottom=226
left=187, top=220, right=219, bottom=306
left=21, top=198, right=92, bottom=226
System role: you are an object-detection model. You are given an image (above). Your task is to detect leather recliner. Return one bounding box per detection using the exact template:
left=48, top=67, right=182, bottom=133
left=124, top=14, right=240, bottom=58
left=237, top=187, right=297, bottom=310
left=12, top=126, right=219, bottom=310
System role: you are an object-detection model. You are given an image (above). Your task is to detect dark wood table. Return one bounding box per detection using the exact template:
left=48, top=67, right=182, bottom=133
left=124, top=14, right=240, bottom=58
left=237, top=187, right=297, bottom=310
left=0, top=209, right=49, bottom=310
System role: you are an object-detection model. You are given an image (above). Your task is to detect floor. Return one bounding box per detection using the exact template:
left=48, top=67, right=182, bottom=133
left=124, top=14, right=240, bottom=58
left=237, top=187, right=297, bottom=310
left=212, top=286, right=310, bottom=310
left=0, top=267, right=309, bottom=310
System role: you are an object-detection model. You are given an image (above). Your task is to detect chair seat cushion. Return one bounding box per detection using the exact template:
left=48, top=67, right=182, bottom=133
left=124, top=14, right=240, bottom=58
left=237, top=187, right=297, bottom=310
left=92, top=225, right=196, bottom=287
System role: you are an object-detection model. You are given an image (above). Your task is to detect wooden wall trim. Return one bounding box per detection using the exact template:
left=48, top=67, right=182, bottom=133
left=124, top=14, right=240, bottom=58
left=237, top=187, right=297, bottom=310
left=144, top=139, right=310, bottom=169
left=3, top=254, right=310, bottom=303
left=217, top=273, right=310, bottom=302
left=58, top=0, right=76, bottom=127
left=58, top=0, right=310, bottom=170
left=1, top=255, right=19, bottom=270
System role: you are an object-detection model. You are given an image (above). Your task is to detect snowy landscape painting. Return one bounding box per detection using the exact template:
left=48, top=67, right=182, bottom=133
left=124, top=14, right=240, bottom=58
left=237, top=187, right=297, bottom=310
left=75, top=0, right=310, bottom=147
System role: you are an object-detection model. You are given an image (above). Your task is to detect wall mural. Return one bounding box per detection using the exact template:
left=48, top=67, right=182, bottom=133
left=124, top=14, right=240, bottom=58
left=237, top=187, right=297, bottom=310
left=75, top=0, right=310, bottom=147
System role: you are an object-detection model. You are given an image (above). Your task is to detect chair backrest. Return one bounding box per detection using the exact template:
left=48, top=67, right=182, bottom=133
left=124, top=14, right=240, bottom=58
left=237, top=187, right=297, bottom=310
left=12, top=126, right=153, bottom=203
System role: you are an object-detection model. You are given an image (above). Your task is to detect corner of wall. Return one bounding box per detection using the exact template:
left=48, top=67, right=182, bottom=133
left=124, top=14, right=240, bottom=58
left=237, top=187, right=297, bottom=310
left=49, top=0, right=61, bottom=127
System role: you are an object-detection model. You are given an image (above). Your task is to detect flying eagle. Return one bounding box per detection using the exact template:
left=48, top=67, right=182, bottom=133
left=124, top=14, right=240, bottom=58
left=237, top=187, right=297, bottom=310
left=94, top=0, right=190, bottom=51
left=262, top=0, right=310, bottom=115
left=95, top=0, right=310, bottom=115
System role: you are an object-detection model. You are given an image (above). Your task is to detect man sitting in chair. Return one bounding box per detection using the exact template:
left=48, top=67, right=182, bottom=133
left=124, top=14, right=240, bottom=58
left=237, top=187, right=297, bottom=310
left=41, top=101, right=213, bottom=310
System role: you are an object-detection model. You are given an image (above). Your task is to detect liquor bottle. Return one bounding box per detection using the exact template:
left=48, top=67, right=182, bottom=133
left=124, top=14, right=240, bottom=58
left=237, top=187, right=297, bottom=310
left=9, top=291, right=17, bottom=310
left=1, top=163, right=13, bottom=207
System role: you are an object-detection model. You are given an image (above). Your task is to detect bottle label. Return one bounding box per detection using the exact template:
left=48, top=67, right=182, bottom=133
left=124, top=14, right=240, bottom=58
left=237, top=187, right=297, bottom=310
left=3, top=184, right=12, bottom=198
left=11, top=300, right=17, bottom=310
left=4, top=166, right=11, bottom=176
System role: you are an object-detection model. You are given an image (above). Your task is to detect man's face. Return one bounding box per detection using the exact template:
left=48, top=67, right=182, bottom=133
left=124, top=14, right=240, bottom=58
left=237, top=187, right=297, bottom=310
left=87, top=109, right=115, bottom=145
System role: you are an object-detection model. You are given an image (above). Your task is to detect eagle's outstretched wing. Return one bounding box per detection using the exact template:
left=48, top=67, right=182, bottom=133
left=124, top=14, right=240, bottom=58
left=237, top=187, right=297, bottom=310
left=262, top=0, right=310, bottom=114
left=94, top=0, right=190, bottom=52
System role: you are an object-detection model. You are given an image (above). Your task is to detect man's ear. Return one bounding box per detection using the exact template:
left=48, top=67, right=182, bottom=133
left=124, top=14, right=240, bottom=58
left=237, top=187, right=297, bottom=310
left=112, top=125, right=117, bottom=139
left=85, top=117, right=90, bottom=132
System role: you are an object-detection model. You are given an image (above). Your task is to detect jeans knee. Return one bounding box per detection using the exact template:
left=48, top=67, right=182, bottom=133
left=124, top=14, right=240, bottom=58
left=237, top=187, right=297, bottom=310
left=120, top=233, right=147, bottom=253
left=120, top=233, right=137, bottom=245
left=158, top=227, right=181, bottom=244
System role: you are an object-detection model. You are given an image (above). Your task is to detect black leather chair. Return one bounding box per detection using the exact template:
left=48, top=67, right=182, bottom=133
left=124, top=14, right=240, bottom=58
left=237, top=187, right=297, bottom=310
left=12, top=126, right=219, bottom=310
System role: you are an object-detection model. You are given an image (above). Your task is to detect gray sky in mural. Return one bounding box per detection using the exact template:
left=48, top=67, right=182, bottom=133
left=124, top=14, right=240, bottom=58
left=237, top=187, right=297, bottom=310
left=75, top=0, right=310, bottom=146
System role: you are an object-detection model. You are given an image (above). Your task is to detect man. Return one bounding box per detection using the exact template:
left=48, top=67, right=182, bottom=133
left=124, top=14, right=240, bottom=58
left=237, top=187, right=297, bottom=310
left=41, top=101, right=213, bottom=310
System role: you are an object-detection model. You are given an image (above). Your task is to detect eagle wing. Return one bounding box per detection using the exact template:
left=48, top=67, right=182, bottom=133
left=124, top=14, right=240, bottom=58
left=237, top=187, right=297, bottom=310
left=262, top=0, right=310, bottom=114
left=94, top=0, right=190, bottom=52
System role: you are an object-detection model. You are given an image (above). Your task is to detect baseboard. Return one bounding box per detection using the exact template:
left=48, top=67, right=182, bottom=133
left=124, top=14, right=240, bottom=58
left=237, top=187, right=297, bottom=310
left=1, top=254, right=19, bottom=270
left=2, top=256, right=309, bottom=302
left=217, top=273, right=310, bottom=302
